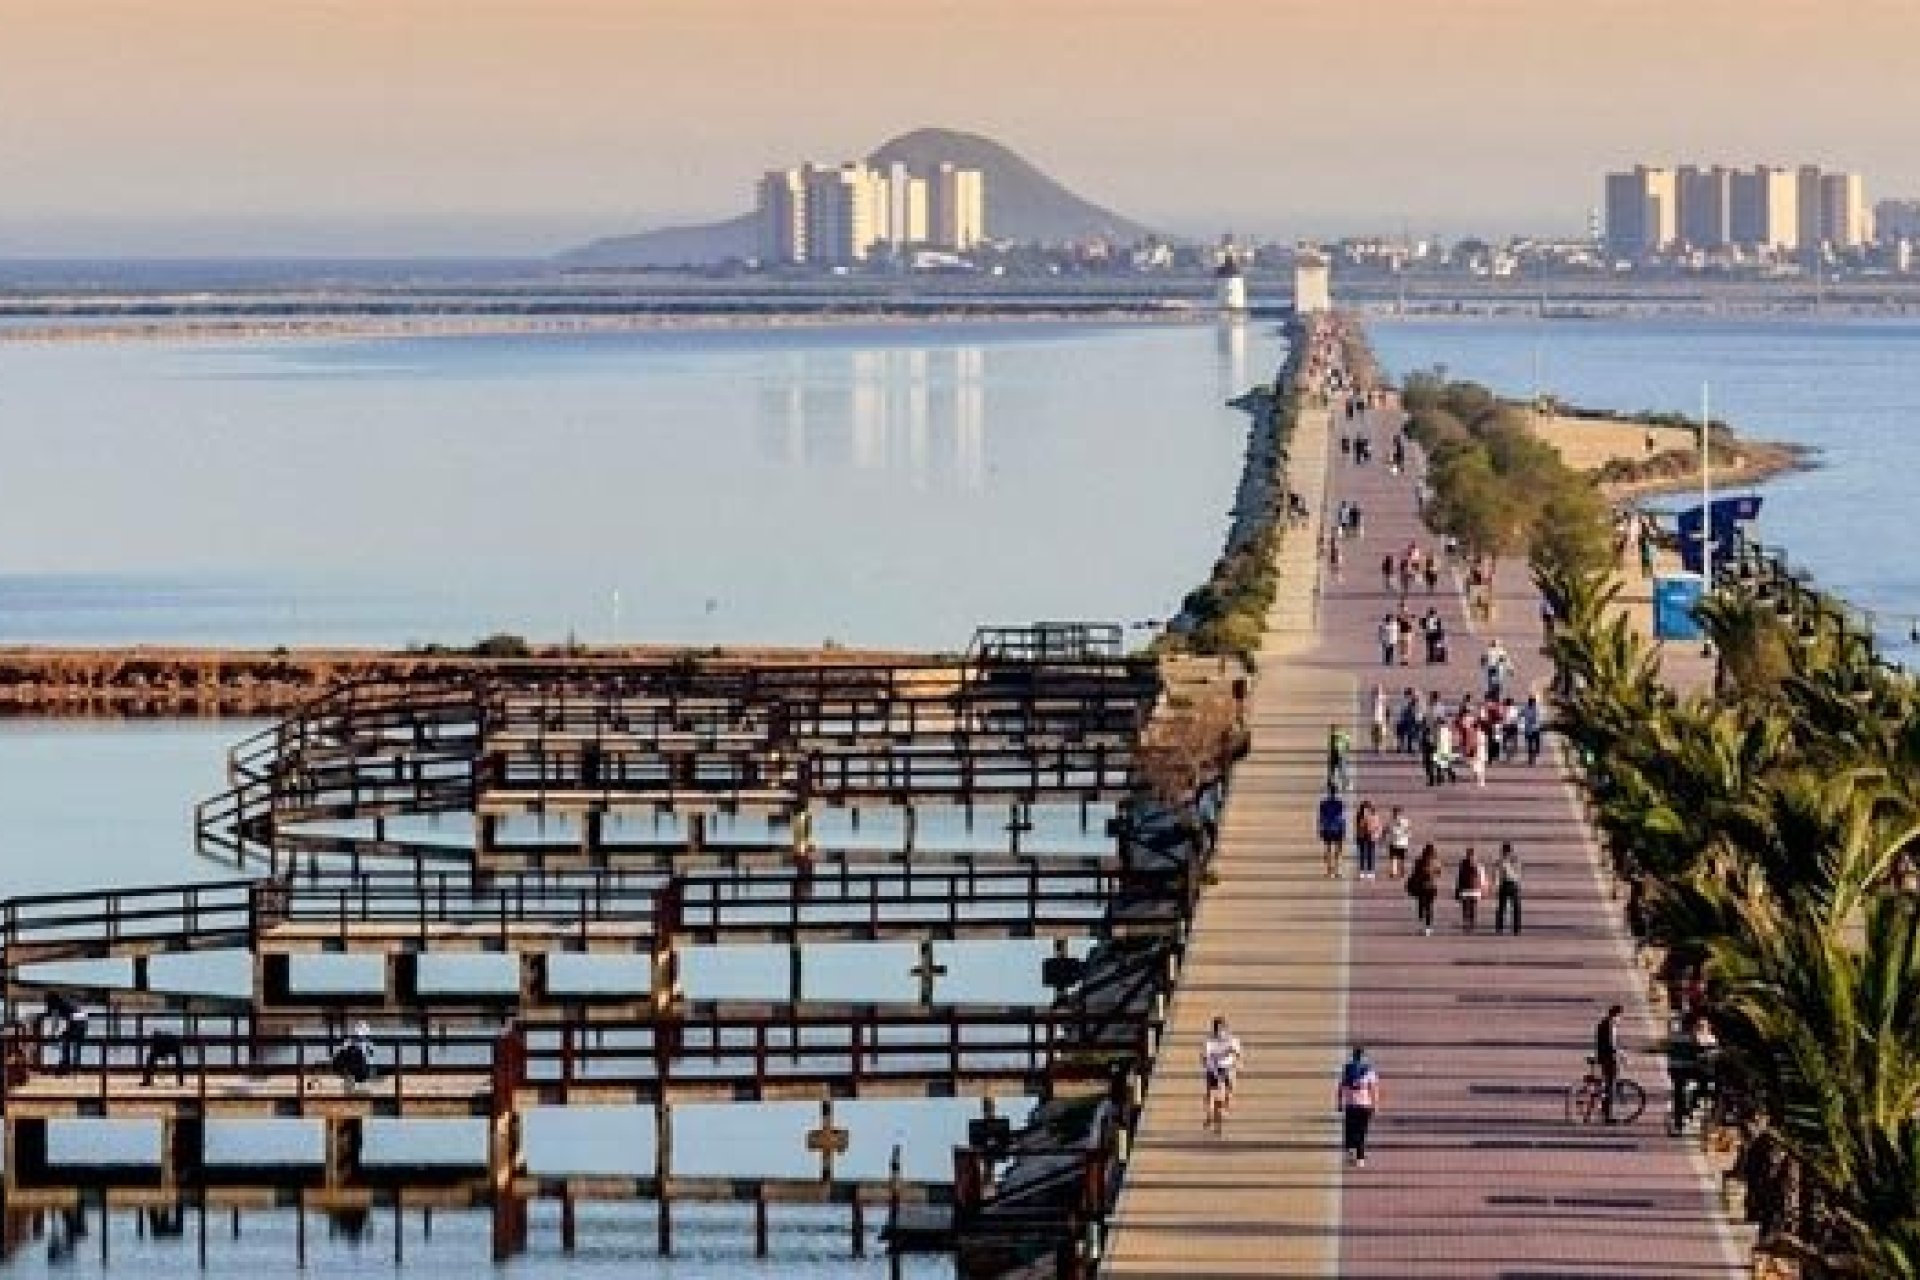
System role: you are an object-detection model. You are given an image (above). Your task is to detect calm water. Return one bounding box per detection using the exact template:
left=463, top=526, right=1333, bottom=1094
left=0, top=320, right=1257, bottom=649
left=1374, top=316, right=1920, bottom=655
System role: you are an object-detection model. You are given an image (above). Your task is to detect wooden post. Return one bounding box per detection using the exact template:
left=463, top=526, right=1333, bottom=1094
left=560, top=1191, right=576, bottom=1253
left=655, top=1101, right=673, bottom=1255
left=295, top=1188, right=306, bottom=1270
left=753, top=1193, right=768, bottom=1257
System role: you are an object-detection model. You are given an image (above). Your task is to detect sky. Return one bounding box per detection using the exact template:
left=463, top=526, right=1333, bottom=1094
left=2, top=0, right=1917, bottom=255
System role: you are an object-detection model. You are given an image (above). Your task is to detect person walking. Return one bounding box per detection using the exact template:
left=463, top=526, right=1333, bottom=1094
left=1327, top=724, right=1353, bottom=793
left=1481, top=639, right=1512, bottom=700
left=1595, top=1004, right=1626, bottom=1123
left=1395, top=690, right=1420, bottom=754
left=1407, top=844, right=1441, bottom=935
left=1201, top=1014, right=1244, bottom=1132
left=1521, top=695, right=1545, bottom=765
left=1462, top=713, right=1488, bottom=787
left=1353, top=800, right=1383, bottom=880
left=1370, top=684, right=1390, bottom=754
left=1385, top=807, right=1412, bottom=879
left=1335, top=1046, right=1381, bottom=1168
left=1317, top=785, right=1349, bottom=879
left=1494, top=842, right=1523, bottom=935
left=1377, top=615, right=1397, bottom=667
left=1455, top=847, right=1487, bottom=933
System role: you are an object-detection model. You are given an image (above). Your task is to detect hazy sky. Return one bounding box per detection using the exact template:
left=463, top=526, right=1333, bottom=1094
left=3, top=0, right=1916, bottom=254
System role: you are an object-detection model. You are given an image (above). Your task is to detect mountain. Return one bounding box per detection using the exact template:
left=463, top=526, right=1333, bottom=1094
left=560, top=127, right=1158, bottom=268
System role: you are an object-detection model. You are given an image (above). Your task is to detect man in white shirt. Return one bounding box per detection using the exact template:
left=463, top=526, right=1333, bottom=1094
left=1201, top=1015, right=1244, bottom=1132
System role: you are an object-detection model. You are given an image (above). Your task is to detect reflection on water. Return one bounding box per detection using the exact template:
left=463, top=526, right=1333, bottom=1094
left=1215, top=317, right=1249, bottom=403
left=759, top=345, right=987, bottom=490
left=0, top=322, right=1249, bottom=649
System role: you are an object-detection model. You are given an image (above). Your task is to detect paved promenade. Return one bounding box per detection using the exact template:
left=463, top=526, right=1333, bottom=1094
left=1105, top=385, right=1744, bottom=1277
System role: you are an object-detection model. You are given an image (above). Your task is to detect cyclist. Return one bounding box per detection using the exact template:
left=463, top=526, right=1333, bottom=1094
left=1595, top=1004, right=1625, bottom=1123
left=1201, top=1015, right=1244, bottom=1132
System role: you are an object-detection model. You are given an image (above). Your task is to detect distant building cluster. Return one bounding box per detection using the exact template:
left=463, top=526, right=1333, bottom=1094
left=1604, top=164, right=1871, bottom=261
left=756, top=161, right=984, bottom=266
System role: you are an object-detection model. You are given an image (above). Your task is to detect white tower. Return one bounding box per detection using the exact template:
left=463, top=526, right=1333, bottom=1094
left=1293, top=246, right=1332, bottom=314
left=1214, top=247, right=1249, bottom=314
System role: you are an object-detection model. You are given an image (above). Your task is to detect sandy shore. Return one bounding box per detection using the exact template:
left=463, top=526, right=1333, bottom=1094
left=1526, top=410, right=1812, bottom=500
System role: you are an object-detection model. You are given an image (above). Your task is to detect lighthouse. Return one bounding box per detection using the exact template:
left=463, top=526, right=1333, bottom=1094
left=1293, top=245, right=1332, bottom=314
left=1214, top=247, right=1249, bottom=315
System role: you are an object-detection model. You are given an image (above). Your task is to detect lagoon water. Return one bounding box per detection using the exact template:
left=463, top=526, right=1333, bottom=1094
left=12, top=314, right=1919, bottom=1275
left=0, top=321, right=1255, bottom=651
left=1372, top=315, right=1920, bottom=658
left=0, top=320, right=1264, bottom=1277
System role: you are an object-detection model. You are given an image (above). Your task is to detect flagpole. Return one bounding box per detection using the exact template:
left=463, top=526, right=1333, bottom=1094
left=1700, top=382, right=1712, bottom=583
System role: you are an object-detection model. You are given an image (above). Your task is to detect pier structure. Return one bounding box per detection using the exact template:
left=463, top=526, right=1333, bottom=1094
left=1, top=623, right=1245, bottom=1274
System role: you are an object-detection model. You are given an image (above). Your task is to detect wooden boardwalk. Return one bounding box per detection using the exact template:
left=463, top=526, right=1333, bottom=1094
left=1105, top=387, right=1746, bottom=1276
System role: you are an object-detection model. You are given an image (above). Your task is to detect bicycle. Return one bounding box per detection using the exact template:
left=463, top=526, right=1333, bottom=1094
left=1567, top=1056, right=1646, bottom=1124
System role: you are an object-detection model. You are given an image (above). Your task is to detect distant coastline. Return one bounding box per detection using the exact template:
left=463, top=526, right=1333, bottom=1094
left=0, top=306, right=1212, bottom=346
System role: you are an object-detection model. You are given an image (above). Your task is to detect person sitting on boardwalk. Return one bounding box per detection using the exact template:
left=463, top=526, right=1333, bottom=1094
left=1666, top=1012, right=1720, bottom=1132
left=334, top=1021, right=376, bottom=1089
left=43, top=994, right=87, bottom=1076
left=1407, top=844, right=1441, bottom=935
left=1201, top=1015, right=1244, bottom=1133
left=1456, top=847, right=1488, bottom=933
left=1335, top=1046, right=1381, bottom=1168
left=141, top=1029, right=187, bottom=1087
left=1317, top=785, right=1349, bottom=879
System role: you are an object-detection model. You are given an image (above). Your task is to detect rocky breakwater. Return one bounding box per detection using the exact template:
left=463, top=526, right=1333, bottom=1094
left=0, top=642, right=916, bottom=718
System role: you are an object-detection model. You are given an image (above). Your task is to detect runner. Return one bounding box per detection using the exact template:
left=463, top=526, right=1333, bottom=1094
left=1201, top=1014, right=1244, bottom=1132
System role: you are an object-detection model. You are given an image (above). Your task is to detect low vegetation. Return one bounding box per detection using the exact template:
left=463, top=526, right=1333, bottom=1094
left=1157, top=321, right=1309, bottom=662
left=1400, top=370, right=1614, bottom=580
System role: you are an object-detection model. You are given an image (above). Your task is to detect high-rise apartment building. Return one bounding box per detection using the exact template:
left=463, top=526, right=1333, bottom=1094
left=1728, top=167, right=1799, bottom=253
left=1676, top=165, right=1732, bottom=249
left=1819, top=171, right=1871, bottom=248
left=758, top=159, right=978, bottom=264
left=758, top=168, right=810, bottom=264
left=1795, top=166, right=1828, bottom=254
left=885, top=161, right=930, bottom=248
left=803, top=163, right=884, bottom=265
left=929, top=163, right=985, bottom=251
left=1876, top=199, right=1920, bottom=243
left=1603, top=166, right=1676, bottom=258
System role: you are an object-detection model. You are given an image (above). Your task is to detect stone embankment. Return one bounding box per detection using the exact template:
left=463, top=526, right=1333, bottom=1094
left=0, top=644, right=916, bottom=718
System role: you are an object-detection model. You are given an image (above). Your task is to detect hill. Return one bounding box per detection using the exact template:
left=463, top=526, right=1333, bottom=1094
left=561, top=127, right=1158, bottom=268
